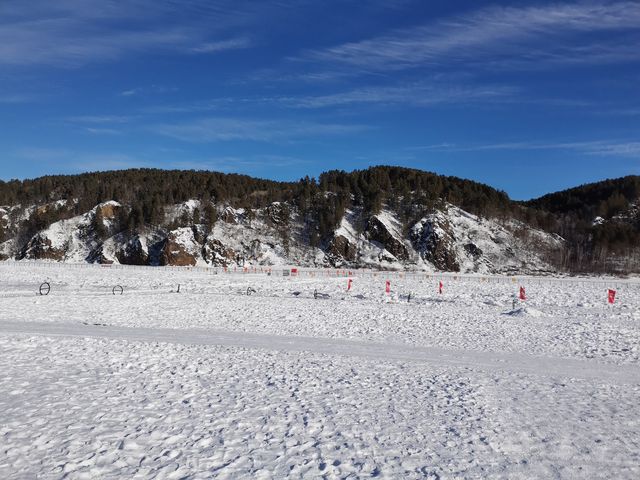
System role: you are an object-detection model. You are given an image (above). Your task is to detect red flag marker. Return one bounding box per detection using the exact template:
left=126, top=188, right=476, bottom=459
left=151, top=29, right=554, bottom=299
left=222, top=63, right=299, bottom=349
left=519, top=286, right=526, bottom=301
left=608, top=289, right=616, bottom=304
left=347, top=279, right=353, bottom=291
left=385, top=280, right=391, bottom=294
left=438, top=281, right=443, bottom=294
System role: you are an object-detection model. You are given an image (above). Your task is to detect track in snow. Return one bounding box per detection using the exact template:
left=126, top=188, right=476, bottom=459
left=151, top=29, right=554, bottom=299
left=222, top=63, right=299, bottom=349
left=1, top=320, right=637, bottom=385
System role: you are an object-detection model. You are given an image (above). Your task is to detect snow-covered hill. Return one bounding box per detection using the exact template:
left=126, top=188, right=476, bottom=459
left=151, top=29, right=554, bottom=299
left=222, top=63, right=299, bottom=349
left=0, top=199, right=563, bottom=273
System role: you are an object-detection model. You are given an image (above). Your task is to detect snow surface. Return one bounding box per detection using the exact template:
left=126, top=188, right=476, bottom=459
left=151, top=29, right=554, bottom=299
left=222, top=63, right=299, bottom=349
left=1, top=263, right=639, bottom=478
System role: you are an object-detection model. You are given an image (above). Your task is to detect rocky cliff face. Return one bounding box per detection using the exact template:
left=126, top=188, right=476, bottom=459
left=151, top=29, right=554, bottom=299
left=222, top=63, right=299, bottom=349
left=203, top=238, right=237, bottom=266
left=411, top=213, right=460, bottom=271
left=0, top=200, right=562, bottom=273
left=159, top=228, right=199, bottom=267
left=20, top=234, right=67, bottom=261
left=365, top=216, right=409, bottom=261
left=325, top=235, right=358, bottom=266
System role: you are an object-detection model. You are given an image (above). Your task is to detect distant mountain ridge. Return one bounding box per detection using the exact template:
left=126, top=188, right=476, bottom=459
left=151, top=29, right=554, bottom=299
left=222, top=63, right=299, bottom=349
left=1, top=167, right=639, bottom=273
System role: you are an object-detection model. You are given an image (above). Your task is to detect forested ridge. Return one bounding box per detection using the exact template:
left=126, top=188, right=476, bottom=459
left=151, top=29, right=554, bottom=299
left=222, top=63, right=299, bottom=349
left=2, top=167, right=640, bottom=272
left=0, top=166, right=524, bottom=243
left=525, top=176, right=640, bottom=272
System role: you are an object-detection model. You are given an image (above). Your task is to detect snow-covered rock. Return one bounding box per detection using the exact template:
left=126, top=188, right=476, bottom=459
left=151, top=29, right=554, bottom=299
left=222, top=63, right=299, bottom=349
left=101, top=229, right=166, bottom=266
left=19, top=201, right=122, bottom=262
left=411, top=204, right=560, bottom=274
left=411, top=211, right=460, bottom=271
left=159, top=227, right=200, bottom=267
left=203, top=237, right=238, bottom=266
left=1, top=198, right=563, bottom=273
left=365, top=213, right=409, bottom=261
left=0, top=239, right=16, bottom=261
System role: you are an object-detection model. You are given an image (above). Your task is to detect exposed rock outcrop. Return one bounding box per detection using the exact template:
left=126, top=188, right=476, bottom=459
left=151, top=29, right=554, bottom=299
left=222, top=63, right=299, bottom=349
left=0, top=197, right=561, bottom=273
left=220, top=206, right=239, bottom=224
left=464, top=242, right=483, bottom=260
left=115, top=234, right=151, bottom=266
left=159, top=228, right=198, bottom=267
left=365, top=216, right=409, bottom=261
left=203, top=238, right=237, bottom=266
left=325, top=234, right=358, bottom=266
left=19, top=235, right=67, bottom=261
left=411, top=213, right=460, bottom=271
left=264, top=203, right=289, bottom=226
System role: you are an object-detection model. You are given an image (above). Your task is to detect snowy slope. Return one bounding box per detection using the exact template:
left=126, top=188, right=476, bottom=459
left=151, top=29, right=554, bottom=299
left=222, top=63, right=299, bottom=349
left=328, top=209, right=411, bottom=269
left=20, top=201, right=121, bottom=262
left=411, top=204, right=561, bottom=274
left=3, top=198, right=564, bottom=273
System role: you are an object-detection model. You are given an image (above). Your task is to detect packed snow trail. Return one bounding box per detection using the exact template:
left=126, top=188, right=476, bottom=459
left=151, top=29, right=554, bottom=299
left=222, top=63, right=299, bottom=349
left=1, top=320, right=638, bottom=385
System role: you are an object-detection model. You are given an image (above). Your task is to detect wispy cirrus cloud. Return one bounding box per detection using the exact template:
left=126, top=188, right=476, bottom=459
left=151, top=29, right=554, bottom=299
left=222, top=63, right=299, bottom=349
left=0, top=20, right=197, bottom=67
left=150, top=117, right=371, bottom=143
left=15, top=147, right=151, bottom=171
left=0, top=94, right=34, bottom=103
left=64, top=115, right=134, bottom=124
left=190, top=37, right=251, bottom=54
left=62, top=115, right=133, bottom=134
left=0, top=0, right=257, bottom=67
left=84, top=127, right=122, bottom=135
left=119, top=85, right=179, bottom=97
left=300, top=1, right=640, bottom=72
left=412, top=140, right=640, bottom=158
left=171, top=154, right=308, bottom=172
left=139, top=79, right=516, bottom=113
left=280, top=82, right=515, bottom=108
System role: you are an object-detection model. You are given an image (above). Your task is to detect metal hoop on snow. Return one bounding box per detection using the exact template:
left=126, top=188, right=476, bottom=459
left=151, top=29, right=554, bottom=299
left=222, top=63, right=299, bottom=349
left=112, top=285, right=124, bottom=296
left=39, top=282, right=51, bottom=296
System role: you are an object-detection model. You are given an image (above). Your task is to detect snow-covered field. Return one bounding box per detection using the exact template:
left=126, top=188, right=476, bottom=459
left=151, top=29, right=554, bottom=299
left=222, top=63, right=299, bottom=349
left=1, top=263, right=639, bottom=478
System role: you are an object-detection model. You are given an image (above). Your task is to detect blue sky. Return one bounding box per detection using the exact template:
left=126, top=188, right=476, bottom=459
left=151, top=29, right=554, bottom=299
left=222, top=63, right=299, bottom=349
left=1, top=0, right=639, bottom=200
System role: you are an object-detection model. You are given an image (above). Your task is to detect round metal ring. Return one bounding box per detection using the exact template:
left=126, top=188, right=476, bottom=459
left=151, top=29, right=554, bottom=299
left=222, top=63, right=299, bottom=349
left=39, top=282, right=51, bottom=296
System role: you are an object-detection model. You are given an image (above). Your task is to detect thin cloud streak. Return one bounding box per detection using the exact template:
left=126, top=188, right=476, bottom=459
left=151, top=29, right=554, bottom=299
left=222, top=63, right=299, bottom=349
left=301, top=1, right=640, bottom=72
left=140, top=80, right=516, bottom=113
left=190, top=37, right=251, bottom=53
left=119, top=85, right=178, bottom=97
left=14, top=147, right=152, bottom=171
left=0, top=94, right=34, bottom=103
left=0, top=0, right=259, bottom=67
left=413, top=140, right=640, bottom=158
left=65, top=115, right=134, bottom=124
left=150, top=117, right=371, bottom=143
left=84, top=127, right=122, bottom=135
left=284, top=83, right=515, bottom=108
left=171, top=154, right=308, bottom=172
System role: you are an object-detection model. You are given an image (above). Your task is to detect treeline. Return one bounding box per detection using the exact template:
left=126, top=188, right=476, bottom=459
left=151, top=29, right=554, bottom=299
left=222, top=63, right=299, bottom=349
left=1, top=166, right=523, bottom=243
left=0, top=169, right=298, bottom=213
left=527, top=176, right=640, bottom=220
left=276, top=166, right=523, bottom=243
left=526, top=176, right=640, bottom=272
